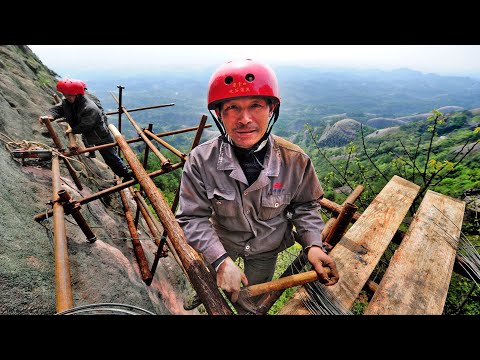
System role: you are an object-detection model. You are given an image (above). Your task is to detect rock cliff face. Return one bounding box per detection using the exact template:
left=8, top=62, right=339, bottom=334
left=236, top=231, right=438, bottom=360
left=318, top=118, right=363, bottom=147
left=0, top=45, right=193, bottom=315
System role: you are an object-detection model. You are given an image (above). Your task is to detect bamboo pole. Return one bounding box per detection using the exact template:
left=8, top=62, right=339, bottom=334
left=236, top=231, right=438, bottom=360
left=61, top=125, right=212, bottom=157
left=144, top=129, right=186, bottom=162
left=118, top=185, right=153, bottom=285
left=135, top=124, right=154, bottom=227
left=190, top=115, right=208, bottom=149
left=131, top=188, right=188, bottom=280
left=241, top=268, right=332, bottom=298
left=41, top=117, right=83, bottom=190
left=320, top=197, right=362, bottom=222
left=51, top=156, right=74, bottom=313
left=106, top=102, right=175, bottom=115
left=110, top=93, right=171, bottom=168
left=34, top=163, right=183, bottom=222
left=343, top=185, right=364, bottom=205
left=65, top=124, right=78, bottom=152
left=57, top=189, right=96, bottom=243
left=323, top=202, right=358, bottom=247
left=108, top=123, right=232, bottom=315
left=150, top=114, right=209, bottom=276
left=150, top=185, right=180, bottom=276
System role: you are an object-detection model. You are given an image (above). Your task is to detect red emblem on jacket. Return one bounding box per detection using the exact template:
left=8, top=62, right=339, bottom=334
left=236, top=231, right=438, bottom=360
left=273, top=182, right=283, bottom=189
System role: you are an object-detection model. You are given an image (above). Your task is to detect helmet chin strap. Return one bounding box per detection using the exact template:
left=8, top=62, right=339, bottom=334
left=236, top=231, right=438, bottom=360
left=208, top=103, right=280, bottom=157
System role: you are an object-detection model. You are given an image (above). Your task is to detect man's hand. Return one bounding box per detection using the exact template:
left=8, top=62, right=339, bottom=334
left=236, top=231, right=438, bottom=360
left=216, top=257, right=248, bottom=302
left=307, top=245, right=339, bottom=286
left=38, top=115, right=53, bottom=125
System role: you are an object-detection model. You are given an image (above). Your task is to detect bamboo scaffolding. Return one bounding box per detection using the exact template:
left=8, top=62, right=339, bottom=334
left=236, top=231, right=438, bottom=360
left=150, top=188, right=179, bottom=277
left=131, top=188, right=189, bottom=281
left=109, top=123, right=232, bottom=315
left=144, top=129, right=187, bottom=162
left=57, top=189, right=96, bottom=243
left=61, top=124, right=212, bottom=157
left=51, top=156, right=74, bottom=313
left=323, top=202, right=358, bottom=247
left=106, top=102, right=175, bottom=115
left=111, top=93, right=171, bottom=168
left=41, top=117, right=83, bottom=190
left=134, top=123, right=154, bottom=227
left=34, top=163, right=183, bottom=222
left=150, top=114, right=209, bottom=277
left=118, top=184, right=153, bottom=285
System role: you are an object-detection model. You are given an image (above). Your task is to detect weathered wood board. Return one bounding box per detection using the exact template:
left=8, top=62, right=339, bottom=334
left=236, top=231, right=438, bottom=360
left=364, top=190, right=465, bottom=315
left=278, top=175, right=420, bottom=315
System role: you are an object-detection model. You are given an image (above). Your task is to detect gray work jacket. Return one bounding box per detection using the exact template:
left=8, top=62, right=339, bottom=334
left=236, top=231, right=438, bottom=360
left=47, top=95, right=113, bottom=145
left=176, top=134, right=325, bottom=265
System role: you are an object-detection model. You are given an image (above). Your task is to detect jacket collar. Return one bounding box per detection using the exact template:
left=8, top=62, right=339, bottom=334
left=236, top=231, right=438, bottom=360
left=217, top=134, right=281, bottom=186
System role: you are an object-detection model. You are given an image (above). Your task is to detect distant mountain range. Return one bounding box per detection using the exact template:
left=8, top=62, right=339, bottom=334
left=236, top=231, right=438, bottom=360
left=83, top=67, right=480, bottom=143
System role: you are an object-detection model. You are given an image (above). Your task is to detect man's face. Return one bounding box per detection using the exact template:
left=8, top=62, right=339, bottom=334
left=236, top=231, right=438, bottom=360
left=219, top=97, right=272, bottom=149
left=63, top=94, right=77, bottom=103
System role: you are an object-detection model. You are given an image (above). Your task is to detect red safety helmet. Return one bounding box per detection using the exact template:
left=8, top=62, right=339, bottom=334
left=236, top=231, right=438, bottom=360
left=72, top=78, right=88, bottom=90
left=207, top=59, right=280, bottom=110
left=56, top=78, right=85, bottom=95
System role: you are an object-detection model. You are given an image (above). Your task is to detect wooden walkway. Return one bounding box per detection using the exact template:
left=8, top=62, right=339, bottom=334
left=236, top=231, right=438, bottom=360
left=278, top=175, right=466, bottom=315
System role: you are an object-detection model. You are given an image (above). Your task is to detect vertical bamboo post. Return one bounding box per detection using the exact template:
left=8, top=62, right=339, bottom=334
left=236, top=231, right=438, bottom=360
left=51, top=156, right=74, bottom=313
left=118, top=186, right=154, bottom=285
left=117, top=85, right=124, bottom=155
left=323, top=202, right=358, bottom=247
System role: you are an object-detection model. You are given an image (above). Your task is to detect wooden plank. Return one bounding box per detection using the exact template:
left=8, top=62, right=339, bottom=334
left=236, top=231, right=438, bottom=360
left=364, top=190, right=465, bottom=315
left=278, top=175, right=420, bottom=314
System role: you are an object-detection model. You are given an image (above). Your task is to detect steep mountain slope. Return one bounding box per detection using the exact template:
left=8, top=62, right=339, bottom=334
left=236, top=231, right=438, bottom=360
left=0, top=45, right=193, bottom=315
left=318, top=118, right=365, bottom=147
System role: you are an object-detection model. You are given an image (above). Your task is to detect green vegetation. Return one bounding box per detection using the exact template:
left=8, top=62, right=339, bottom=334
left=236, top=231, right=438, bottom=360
left=304, top=109, right=480, bottom=314
left=138, top=107, right=479, bottom=315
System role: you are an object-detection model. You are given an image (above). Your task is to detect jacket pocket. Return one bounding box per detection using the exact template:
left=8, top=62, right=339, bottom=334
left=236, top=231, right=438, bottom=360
left=259, top=194, right=291, bottom=221
left=207, top=188, right=237, bottom=217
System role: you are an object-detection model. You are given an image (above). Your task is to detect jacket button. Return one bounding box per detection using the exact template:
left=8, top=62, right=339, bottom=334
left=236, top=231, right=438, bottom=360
left=274, top=203, right=279, bottom=208
left=245, top=245, right=250, bottom=250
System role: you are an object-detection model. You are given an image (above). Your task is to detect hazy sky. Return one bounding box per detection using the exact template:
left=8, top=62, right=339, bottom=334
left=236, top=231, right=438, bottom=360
left=28, top=45, right=480, bottom=77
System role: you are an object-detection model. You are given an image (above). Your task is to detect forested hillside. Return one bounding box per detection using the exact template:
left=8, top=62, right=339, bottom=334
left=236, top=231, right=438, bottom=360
left=86, top=67, right=480, bottom=144
left=303, top=109, right=480, bottom=314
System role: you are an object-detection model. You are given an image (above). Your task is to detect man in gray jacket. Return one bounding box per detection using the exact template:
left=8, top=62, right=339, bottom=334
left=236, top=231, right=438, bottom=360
left=176, top=59, right=339, bottom=306
left=40, top=78, right=131, bottom=181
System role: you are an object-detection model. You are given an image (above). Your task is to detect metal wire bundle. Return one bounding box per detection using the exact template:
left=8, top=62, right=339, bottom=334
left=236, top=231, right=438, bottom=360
left=432, top=205, right=480, bottom=287
left=457, top=237, right=480, bottom=287
left=292, top=253, right=353, bottom=315
left=300, top=281, right=353, bottom=315
left=55, top=303, right=156, bottom=315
